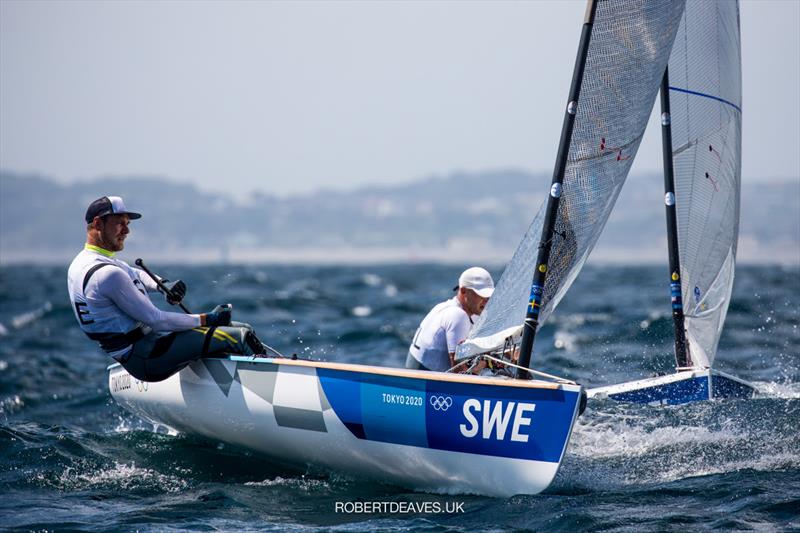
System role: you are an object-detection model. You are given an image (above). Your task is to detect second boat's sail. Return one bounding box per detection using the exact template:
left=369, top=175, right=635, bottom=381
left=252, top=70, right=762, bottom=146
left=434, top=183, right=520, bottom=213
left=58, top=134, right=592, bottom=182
left=460, top=0, right=687, bottom=358
left=668, top=0, right=742, bottom=369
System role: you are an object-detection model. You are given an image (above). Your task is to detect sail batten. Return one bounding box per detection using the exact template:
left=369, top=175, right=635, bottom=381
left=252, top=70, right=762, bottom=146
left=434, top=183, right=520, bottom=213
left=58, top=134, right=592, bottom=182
left=669, top=86, right=741, bottom=112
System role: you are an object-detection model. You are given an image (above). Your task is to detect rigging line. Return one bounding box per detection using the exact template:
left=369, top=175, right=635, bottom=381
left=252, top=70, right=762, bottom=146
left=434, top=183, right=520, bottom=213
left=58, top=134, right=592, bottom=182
left=669, top=86, right=742, bottom=113
left=447, top=354, right=575, bottom=384
left=481, top=355, right=576, bottom=384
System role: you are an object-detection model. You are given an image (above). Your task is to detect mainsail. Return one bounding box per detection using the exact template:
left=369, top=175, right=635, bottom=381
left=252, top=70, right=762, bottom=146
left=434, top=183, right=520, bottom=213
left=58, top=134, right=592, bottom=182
left=459, top=0, right=687, bottom=359
left=668, top=1, right=742, bottom=368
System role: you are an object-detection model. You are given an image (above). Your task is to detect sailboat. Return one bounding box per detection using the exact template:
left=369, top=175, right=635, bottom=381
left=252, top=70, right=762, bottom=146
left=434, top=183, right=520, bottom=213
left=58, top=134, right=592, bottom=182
left=105, top=0, right=670, bottom=494
left=587, top=0, right=757, bottom=405
left=459, top=2, right=687, bottom=371
left=107, top=0, right=739, bottom=497
left=458, top=0, right=755, bottom=406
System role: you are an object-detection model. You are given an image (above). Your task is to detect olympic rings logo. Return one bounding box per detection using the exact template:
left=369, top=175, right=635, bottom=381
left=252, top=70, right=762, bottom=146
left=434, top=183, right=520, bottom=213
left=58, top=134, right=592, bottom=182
left=135, top=379, right=149, bottom=392
left=429, top=395, right=452, bottom=411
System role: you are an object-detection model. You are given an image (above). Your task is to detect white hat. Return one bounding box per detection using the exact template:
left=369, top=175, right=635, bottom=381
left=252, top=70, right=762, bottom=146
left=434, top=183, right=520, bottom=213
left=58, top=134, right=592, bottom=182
left=457, top=267, right=495, bottom=298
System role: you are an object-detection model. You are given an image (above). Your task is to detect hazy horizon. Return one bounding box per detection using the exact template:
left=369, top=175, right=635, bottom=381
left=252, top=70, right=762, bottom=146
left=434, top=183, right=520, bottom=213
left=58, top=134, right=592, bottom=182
left=1, top=166, right=798, bottom=202
left=2, top=170, right=797, bottom=266
left=2, top=0, right=799, bottom=199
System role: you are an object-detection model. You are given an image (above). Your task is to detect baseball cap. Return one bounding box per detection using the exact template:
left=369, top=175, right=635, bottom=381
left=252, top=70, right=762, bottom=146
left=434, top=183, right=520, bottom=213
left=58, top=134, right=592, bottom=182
left=85, top=196, right=142, bottom=223
left=455, top=267, right=495, bottom=298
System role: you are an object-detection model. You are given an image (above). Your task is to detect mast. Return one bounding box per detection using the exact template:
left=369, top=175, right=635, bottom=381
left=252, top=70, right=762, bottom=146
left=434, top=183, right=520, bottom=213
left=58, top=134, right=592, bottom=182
left=659, top=67, right=691, bottom=369
left=515, top=0, right=598, bottom=380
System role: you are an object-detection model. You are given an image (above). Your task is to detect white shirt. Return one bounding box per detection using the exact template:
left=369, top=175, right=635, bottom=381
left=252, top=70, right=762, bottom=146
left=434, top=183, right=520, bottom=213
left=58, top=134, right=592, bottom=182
left=67, top=245, right=201, bottom=357
left=408, top=296, right=473, bottom=371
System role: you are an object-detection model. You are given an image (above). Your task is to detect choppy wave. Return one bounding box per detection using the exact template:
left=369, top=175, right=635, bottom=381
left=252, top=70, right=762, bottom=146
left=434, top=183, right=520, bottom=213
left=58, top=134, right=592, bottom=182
left=0, top=301, right=54, bottom=336
left=560, top=397, right=800, bottom=492
left=56, top=461, right=189, bottom=493
left=1, top=264, right=798, bottom=531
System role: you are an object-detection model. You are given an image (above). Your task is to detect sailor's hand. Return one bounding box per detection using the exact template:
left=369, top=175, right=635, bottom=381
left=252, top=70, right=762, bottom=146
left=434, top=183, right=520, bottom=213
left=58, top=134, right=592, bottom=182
left=163, top=279, right=187, bottom=305
left=204, top=304, right=232, bottom=328
left=471, top=359, right=488, bottom=375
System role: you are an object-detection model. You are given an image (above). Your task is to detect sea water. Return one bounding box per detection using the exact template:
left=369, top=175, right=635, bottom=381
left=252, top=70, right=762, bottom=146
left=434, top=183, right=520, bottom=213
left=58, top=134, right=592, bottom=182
left=1, top=263, right=798, bottom=531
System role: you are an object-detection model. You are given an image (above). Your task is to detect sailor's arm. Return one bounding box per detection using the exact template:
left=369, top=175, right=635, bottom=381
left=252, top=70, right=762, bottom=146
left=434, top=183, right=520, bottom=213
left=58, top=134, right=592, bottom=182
left=133, top=267, right=161, bottom=292
left=444, top=310, right=473, bottom=370
left=131, top=266, right=186, bottom=305
left=102, top=267, right=201, bottom=330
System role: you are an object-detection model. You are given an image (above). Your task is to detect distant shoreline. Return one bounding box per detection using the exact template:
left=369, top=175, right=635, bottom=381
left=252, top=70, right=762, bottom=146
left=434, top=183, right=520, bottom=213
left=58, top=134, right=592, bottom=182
left=2, top=244, right=797, bottom=266
left=3, top=171, right=798, bottom=267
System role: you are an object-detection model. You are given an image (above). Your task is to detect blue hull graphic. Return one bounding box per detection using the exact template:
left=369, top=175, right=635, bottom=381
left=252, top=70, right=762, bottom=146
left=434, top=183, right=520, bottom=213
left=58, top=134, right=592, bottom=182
left=318, top=368, right=579, bottom=463
left=710, top=373, right=757, bottom=400
left=588, top=369, right=756, bottom=406
left=109, top=357, right=583, bottom=496
left=606, top=375, right=709, bottom=405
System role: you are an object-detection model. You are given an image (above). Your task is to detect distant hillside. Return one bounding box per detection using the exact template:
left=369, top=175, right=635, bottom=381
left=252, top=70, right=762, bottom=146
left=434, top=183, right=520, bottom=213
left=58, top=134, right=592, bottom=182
left=0, top=169, right=797, bottom=264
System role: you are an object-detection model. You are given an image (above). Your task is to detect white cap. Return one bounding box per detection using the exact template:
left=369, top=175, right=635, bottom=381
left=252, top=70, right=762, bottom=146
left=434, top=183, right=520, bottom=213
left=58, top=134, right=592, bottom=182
left=457, top=267, right=495, bottom=298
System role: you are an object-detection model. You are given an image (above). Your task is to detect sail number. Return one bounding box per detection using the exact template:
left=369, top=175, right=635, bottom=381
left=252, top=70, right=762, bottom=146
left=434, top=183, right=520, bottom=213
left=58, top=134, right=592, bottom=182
left=459, top=400, right=536, bottom=443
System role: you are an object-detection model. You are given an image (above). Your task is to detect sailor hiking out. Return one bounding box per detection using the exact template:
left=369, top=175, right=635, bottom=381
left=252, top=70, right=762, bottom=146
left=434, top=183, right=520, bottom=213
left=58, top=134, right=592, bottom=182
left=68, top=196, right=265, bottom=382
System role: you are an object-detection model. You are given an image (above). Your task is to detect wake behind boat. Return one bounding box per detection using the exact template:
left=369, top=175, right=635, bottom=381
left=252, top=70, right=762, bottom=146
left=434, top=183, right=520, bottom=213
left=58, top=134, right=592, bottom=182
left=109, top=356, right=582, bottom=497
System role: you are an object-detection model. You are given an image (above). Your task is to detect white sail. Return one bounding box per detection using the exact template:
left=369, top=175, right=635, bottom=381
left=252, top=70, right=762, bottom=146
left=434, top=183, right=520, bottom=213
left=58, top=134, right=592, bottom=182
left=669, top=0, right=742, bottom=368
left=459, top=0, right=687, bottom=359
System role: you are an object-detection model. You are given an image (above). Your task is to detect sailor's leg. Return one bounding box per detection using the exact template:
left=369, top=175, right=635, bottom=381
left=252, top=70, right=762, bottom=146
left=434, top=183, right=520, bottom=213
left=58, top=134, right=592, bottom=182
left=123, top=324, right=261, bottom=382
left=230, top=321, right=267, bottom=355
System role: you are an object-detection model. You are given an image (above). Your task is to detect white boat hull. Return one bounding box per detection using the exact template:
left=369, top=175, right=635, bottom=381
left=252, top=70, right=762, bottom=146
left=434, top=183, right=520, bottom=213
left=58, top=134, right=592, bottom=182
left=109, top=356, right=583, bottom=497
left=587, top=368, right=755, bottom=406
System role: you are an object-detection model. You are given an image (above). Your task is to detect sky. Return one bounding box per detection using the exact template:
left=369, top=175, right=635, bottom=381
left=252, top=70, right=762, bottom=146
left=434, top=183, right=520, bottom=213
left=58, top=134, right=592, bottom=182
left=1, top=0, right=798, bottom=198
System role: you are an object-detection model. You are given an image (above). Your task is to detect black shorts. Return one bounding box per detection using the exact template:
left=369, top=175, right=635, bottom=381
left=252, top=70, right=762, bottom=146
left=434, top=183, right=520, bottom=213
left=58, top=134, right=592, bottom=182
left=120, top=322, right=261, bottom=382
